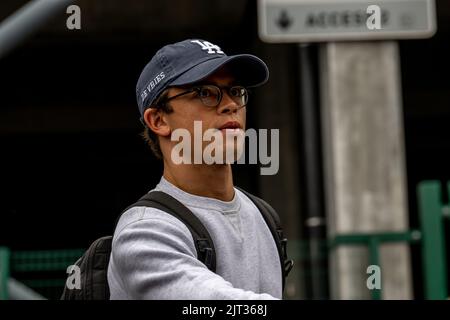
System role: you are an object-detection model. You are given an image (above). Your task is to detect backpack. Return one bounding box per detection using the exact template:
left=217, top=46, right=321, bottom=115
left=61, top=188, right=293, bottom=300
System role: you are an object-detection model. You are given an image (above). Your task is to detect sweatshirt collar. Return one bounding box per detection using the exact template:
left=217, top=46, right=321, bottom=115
left=154, top=176, right=241, bottom=213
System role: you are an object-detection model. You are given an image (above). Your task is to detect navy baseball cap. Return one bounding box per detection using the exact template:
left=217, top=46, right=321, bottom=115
left=136, top=39, right=269, bottom=118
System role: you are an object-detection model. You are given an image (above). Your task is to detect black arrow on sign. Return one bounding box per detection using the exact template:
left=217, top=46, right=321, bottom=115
left=276, top=10, right=292, bottom=30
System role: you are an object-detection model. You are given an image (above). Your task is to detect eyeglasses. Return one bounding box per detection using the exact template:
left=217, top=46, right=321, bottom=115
left=157, top=84, right=249, bottom=108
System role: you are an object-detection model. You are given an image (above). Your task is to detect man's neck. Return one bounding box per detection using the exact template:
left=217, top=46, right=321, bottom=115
left=162, top=160, right=235, bottom=201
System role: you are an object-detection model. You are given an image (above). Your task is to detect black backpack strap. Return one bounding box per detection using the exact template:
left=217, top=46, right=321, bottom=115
left=236, top=187, right=294, bottom=291
left=118, top=191, right=216, bottom=273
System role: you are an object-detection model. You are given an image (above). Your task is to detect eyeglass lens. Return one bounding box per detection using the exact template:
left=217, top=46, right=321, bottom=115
left=197, top=85, right=248, bottom=107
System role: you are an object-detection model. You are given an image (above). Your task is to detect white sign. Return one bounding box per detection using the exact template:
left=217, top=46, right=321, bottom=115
left=258, top=0, right=437, bottom=43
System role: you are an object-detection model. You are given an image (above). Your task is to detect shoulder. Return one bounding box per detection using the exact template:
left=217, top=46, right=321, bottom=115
left=234, top=187, right=269, bottom=211
left=235, top=187, right=272, bottom=207
left=114, top=205, right=193, bottom=242
left=234, top=187, right=280, bottom=224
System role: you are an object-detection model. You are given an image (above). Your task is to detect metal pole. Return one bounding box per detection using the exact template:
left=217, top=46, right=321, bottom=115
left=0, top=0, right=76, bottom=59
left=0, top=247, right=10, bottom=300
left=368, top=238, right=381, bottom=300
left=418, top=181, right=448, bottom=300
left=297, top=43, right=329, bottom=300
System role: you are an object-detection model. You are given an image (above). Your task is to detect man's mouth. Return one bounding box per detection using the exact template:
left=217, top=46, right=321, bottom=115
left=218, top=121, right=242, bottom=133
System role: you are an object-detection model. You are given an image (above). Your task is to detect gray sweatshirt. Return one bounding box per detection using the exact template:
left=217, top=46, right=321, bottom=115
left=107, top=177, right=282, bottom=299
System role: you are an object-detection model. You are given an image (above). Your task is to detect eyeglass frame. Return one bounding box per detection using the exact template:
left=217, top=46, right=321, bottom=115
left=154, top=84, right=250, bottom=109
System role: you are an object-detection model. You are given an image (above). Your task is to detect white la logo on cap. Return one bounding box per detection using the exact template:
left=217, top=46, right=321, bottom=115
left=191, top=40, right=224, bottom=55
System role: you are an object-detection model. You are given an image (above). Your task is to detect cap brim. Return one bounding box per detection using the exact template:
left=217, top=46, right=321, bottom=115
left=170, top=54, right=269, bottom=88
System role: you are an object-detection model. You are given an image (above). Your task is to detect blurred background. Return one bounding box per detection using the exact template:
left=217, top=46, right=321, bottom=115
left=0, top=0, right=449, bottom=300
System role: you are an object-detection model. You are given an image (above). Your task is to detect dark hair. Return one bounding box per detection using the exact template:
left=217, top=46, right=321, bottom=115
left=141, top=89, right=174, bottom=159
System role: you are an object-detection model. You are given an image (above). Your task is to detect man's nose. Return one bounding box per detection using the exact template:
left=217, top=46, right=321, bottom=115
left=217, top=91, right=240, bottom=114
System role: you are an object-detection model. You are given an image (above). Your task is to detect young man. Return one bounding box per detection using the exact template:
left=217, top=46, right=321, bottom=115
left=107, top=39, right=283, bottom=299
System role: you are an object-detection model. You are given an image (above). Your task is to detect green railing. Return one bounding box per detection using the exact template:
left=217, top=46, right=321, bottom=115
left=329, top=180, right=449, bottom=300
left=0, top=247, right=10, bottom=300
left=0, top=248, right=84, bottom=300
left=417, top=181, right=449, bottom=299
left=11, top=249, right=85, bottom=272
left=329, top=231, right=422, bottom=300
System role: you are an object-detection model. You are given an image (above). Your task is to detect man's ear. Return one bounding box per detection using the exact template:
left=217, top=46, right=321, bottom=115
left=143, top=108, right=171, bottom=137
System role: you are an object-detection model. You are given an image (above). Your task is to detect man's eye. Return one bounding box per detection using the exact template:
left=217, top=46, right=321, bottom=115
left=198, top=88, right=212, bottom=97
left=230, top=87, right=244, bottom=97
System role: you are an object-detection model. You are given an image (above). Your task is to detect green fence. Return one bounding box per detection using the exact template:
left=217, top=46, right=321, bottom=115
left=329, top=180, right=449, bottom=300
left=329, top=231, right=421, bottom=300
left=0, top=247, right=10, bottom=300
left=0, top=248, right=84, bottom=300
left=417, top=181, right=449, bottom=299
